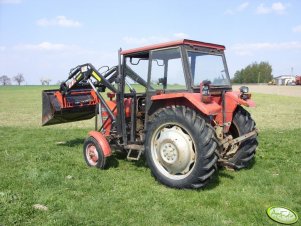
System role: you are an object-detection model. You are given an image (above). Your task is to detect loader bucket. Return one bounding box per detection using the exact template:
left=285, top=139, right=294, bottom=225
left=42, top=89, right=99, bottom=126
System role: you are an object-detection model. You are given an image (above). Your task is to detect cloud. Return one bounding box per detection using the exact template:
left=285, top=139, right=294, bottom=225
left=256, top=4, right=270, bottom=14
left=292, top=25, right=301, bottom=33
left=231, top=41, right=301, bottom=55
left=0, top=0, right=21, bottom=4
left=123, top=33, right=190, bottom=46
left=256, top=2, right=287, bottom=14
left=36, top=16, right=81, bottom=28
left=224, top=2, right=249, bottom=15
left=14, top=42, right=73, bottom=51
left=272, top=2, right=286, bottom=11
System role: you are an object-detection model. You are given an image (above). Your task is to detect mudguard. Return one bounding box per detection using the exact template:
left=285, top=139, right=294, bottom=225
left=151, top=93, right=222, bottom=115
left=88, top=131, right=112, bottom=157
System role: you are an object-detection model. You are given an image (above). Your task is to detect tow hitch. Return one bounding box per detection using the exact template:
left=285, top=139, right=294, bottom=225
left=218, top=128, right=259, bottom=169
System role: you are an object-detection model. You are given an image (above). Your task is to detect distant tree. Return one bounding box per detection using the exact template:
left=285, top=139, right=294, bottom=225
left=13, top=73, right=25, bottom=86
left=232, top=62, right=273, bottom=84
left=0, top=75, right=11, bottom=85
left=40, top=78, right=51, bottom=85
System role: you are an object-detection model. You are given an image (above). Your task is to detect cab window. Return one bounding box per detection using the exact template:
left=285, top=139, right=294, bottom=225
left=150, top=47, right=186, bottom=90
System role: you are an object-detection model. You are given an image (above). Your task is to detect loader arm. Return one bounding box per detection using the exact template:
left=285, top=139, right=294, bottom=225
left=60, top=63, right=117, bottom=94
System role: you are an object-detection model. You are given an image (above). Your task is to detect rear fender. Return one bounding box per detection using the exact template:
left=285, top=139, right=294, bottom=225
left=150, top=93, right=221, bottom=116
left=226, top=91, right=256, bottom=108
left=88, top=131, right=112, bottom=157
left=214, top=91, right=255, bottom=132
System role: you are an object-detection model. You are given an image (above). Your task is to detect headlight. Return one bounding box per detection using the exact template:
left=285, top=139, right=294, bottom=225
left=239, top=86, right=249, bottom=94
left=239, top=86, right=251, bottom=100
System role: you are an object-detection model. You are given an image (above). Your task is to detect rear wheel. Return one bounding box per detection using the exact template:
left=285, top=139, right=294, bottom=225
left=227, top=106, right=258, bottom=169
left=83, top=137, right=107, bottom=169
left=145, top=106, right=218, bottom=189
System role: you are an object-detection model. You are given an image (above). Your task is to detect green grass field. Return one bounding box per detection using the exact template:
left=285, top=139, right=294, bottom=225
left=0, top=86, right=301, bottom=225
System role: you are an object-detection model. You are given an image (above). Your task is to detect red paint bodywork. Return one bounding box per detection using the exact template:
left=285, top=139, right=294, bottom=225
left=121, top=39, right=225, bottom=55
left=54, top=90, right=99, bottom=108
left=88, top=131, right=112, bottom=157
left=151, top=91, right=255, bottom=132
left=151, top=93, right=221, bottom=115
left=213, top=91, right=255, bottom=131
left=101, top=98, right=131, bottom=136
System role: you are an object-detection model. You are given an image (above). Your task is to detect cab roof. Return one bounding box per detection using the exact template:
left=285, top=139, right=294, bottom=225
left=121, top=39, right=225, bottom=55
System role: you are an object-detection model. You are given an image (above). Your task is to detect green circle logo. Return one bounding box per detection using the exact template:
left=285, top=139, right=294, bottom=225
left=267, top=207, right=298, bottom=224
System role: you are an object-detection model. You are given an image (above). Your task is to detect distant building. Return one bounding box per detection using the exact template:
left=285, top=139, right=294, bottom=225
left=274, top=75, right=295, bottom=85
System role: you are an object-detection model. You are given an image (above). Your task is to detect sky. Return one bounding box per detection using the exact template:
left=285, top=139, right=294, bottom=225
left=0, top=0, right=300, bottom=85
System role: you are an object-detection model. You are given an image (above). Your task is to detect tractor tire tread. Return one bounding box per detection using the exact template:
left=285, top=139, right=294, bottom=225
left=228, top=106, right=258, bottom=169
left=145, top=105, right=218, bottom=189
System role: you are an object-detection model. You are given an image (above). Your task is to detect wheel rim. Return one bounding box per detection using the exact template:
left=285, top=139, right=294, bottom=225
left=86, top=143, right=99, bottom=166
left=151, top=123, right=196, bottom=180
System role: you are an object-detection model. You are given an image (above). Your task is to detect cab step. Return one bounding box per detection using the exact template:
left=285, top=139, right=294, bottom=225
left=125, top=144, right=144, bottom=161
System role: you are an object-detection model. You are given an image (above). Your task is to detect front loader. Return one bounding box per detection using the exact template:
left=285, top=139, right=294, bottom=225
left=42, top=39, right=258, bottom=189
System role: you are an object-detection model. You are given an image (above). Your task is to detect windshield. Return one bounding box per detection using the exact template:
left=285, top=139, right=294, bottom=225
left=187, top=51, right=230, bottom=87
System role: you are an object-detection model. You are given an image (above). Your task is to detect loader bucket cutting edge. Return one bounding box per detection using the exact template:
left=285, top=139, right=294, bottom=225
left=42, top=89, right=98, bottom=126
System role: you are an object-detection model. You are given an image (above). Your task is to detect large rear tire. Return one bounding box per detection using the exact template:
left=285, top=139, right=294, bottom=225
left=145, top=106, right=218, bottom=189
left=227, top=106, right=258, bottom=169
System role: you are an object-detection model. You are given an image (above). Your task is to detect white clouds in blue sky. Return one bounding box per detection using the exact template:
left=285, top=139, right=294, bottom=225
left=0, top=0, right=300, bottom=84
left=36, top=16, right=82, bottom=28
left=14, top=42, right=73, bottom=51
left=256, top=2, right=288, bottom=14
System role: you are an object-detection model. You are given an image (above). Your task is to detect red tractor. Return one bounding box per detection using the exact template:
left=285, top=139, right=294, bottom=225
left=42, top=39, right=258, bottom=189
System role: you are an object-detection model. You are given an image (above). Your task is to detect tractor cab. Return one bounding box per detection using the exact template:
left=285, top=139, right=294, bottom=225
left=121, top=40, right=252, bottom=133
left=122, top=39, right=231, bottom=94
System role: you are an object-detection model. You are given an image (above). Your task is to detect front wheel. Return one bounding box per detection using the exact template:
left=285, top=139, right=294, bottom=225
left=83, top=136, right=107, bottom=169
left=145, top=106, right=218, bottom=189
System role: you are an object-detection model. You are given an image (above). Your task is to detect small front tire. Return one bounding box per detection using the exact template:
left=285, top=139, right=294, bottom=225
left=83, top=136, right=107, bottom=169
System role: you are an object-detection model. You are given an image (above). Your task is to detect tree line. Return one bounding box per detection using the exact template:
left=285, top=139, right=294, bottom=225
left=0, top=74, right=53, bottom=86
left=0, top=73, right=25, bottom=86
left=232, top=61, right=273, bottom=84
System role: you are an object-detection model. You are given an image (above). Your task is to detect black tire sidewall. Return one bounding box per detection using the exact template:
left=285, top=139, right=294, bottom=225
left=229, top=106, right=257, bottom=166
left=83, top=136, right=106, bottom=169
left=145, top=107, right=217, bottom=188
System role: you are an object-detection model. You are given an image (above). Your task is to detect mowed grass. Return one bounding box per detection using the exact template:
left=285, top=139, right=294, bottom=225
left=0, top=86, right=301, bottom=225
